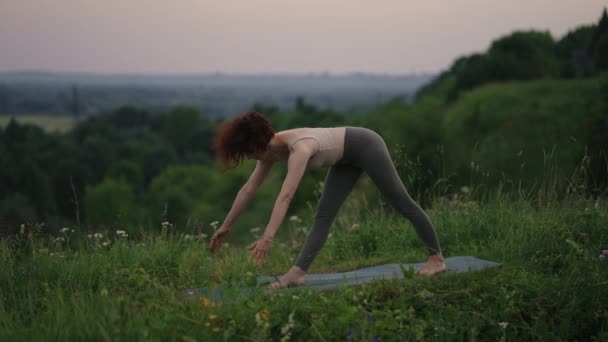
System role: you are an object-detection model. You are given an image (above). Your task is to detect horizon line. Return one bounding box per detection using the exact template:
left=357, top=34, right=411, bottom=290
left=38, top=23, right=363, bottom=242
left=0, top=69, right=438, bottom=78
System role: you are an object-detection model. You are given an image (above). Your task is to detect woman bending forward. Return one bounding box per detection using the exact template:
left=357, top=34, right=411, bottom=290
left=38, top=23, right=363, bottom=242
left=209, top=111, right=446, bottom=290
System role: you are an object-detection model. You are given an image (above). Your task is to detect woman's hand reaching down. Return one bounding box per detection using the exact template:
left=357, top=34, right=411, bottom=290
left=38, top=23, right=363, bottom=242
left=208, top=225, right=231, bottom=253
left=247, top=235, right=273, bottom=267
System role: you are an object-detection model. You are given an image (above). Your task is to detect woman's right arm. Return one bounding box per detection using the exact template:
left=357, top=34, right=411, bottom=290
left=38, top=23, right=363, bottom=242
left=220, top=159, right=275, bottom=229
left=210, top=160, right=275, bottom=252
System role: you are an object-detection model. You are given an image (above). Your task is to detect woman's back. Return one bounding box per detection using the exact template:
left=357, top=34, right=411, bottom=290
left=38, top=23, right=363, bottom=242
left=280, top=127, right=346, bottom=169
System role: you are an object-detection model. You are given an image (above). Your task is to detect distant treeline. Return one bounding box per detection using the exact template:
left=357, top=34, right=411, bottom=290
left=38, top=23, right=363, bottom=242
left=0, top=73, right=431, bottom=118
left=0, top=99, right=349, bottom=236
left=1, top=9, right=607, bottom=237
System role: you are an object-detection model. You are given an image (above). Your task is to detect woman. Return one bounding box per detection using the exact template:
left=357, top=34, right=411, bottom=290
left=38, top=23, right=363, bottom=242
left=209, top=110, right=446, bottom=290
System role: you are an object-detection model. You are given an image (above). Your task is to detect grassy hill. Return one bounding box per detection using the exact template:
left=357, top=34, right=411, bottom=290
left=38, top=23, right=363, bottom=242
left=355, top=76, right=607, bottom=204
left=1, top=192, right=606, bottom=340
left=442, top=77, right=604, bottom=188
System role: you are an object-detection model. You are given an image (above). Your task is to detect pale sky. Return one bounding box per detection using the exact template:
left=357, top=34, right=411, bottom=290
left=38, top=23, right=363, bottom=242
left=0, top=1, right=605, bottom=74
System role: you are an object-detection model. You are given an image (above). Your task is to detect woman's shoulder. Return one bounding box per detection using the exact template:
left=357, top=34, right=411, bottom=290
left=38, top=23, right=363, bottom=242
left=277, top=126, right=348, bottom=134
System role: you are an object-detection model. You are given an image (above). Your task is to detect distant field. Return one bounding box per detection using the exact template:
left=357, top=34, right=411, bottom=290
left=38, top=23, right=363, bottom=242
left=0, top=115, right=76, bottom=133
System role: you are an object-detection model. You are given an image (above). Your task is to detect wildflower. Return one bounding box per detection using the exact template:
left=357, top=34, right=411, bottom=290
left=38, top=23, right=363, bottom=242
left=212, top=327, right=220, bottom=333
left=250, top=227, right=261, bottom=233
left=199, top=295, right=215, bottom=308
left=499, top=322, right=509, bottom=329
left=255, top=309, right=270, bottom=326
left=187, top=290, right=195, bottom=296
left=208, top=314, right=218, bottom=321
left=55, top=237, right=65, bottom=242
left=460, top=186, right=470, bottom=193
left=280, top=311, right=296, bottom=342
left=424, top=294, right=441, bottom=305
left=102, top=241, right=110, bottom=247
left=289, top=215, right=301, bottom=222
left=200, top=233, right=208, bottom=239
left=210, top=221, right=219, bottom=228
left=94, top=233, right=103, bottom=239
left=60, top=227, right=70, bottom=233
left=204, top=322, right=211, bottom=327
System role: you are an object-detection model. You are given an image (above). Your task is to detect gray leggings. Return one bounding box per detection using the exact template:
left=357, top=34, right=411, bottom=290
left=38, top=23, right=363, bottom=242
left=294, top=126, right=441, bottom=272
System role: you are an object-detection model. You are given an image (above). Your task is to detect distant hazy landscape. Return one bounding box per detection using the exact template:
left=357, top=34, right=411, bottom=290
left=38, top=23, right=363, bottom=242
left=0, top=72, right=432, bottom=119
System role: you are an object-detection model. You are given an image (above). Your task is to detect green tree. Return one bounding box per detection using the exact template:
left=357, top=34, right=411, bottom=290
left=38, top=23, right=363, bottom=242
left=84, top=178, right=137, bottom=228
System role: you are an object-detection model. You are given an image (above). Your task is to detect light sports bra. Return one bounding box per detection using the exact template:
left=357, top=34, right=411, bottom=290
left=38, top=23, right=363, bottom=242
left=286, top=128, right=342, bottom=169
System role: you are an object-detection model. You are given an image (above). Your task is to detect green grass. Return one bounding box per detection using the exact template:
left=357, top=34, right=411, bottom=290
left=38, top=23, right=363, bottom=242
left=0, top=115, right=76, bottom=133
left=1, top=194, right=607, bottom=341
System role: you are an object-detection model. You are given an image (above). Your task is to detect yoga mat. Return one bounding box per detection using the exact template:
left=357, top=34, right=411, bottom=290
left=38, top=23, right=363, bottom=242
left=185, top=256, right=500, bottom=304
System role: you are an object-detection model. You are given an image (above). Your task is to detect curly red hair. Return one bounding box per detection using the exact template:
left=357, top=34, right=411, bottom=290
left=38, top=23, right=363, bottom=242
left=212, top=110, right=275, bottom=169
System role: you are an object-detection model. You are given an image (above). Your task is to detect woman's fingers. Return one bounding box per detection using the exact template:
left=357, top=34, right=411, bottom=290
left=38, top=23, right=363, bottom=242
left=245, top=239, right=271, bottom=266
left=256, top=250, right=266, bottom=266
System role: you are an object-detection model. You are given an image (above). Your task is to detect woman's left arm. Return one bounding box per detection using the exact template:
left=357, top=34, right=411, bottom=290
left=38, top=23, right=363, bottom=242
left=262, top=146, right=312, bottom=239
left=249, top=143, right=315, bottom=266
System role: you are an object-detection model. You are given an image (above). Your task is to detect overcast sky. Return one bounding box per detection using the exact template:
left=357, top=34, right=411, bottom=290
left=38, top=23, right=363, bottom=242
left=0, top=1, right=605, bottom=74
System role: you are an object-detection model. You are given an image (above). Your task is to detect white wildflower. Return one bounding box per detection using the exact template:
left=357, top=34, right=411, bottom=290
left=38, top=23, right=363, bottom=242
left=94, top=233, right=103, bottom=239
left=460, top=186, right=470, bottom=193
left=280, top=311, right=296, bottom=342
left=250, top=227, right=261, bottom=233
left=499, top=322, right=509, bottom=329
left=60, top=227, right=70, bottom=233
left=289, top=215, right=301, bottom=222
left=102, top=241, right=110, bottom=247
left=55, top=237, right=65, bottom=242
left=200, top=233, right=208, bottom=239
left=116, top=230, right=126, bottom=235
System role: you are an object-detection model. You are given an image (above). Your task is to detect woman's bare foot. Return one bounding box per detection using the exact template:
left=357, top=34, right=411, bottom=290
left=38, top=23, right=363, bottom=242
left=267, top=265, right=307, bottom=290
left=416, top=253, right=447, bottom=276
